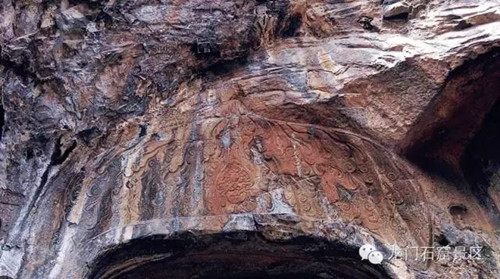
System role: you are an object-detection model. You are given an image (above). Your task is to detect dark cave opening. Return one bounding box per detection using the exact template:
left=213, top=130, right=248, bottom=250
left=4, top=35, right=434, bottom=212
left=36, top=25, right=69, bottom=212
left=461, top=100, right=500, bottom=226
left=398, top=48, right=500, bottom=230
left=402, top=48, right=500, bottom=182
left=87, top=232, right=389, bottom=279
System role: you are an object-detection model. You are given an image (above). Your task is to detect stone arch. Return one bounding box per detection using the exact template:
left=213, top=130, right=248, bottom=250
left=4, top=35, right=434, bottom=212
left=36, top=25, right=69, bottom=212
left=86, top=230, right=391, bottom=279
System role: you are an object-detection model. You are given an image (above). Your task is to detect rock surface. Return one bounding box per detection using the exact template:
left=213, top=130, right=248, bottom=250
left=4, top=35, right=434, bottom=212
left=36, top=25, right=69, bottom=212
left=0, top=0, right=499, bottom=278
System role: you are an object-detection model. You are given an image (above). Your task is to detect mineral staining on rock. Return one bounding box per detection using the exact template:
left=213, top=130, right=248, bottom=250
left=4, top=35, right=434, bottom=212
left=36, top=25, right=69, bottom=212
left=0, top=0, right=499, bottom=278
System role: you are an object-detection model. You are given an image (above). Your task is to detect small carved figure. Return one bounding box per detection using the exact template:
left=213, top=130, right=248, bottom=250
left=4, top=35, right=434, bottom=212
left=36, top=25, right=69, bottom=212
left=357, top=16, right=375, bottom=30
left=253, top=8, right=276, bottom=49
left=196, top=40, right=213, bottom=54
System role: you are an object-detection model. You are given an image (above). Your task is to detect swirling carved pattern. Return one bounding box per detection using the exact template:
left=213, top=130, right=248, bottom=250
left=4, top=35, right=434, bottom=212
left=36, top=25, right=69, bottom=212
left=284, top=177, right=324, bottom=218
left=207, top=162, right=257, bottom=214
left=228, top=116, right=431, bottom=246
left=77, top=114, right=429, bottom=248
left=204, top=117, right=261, bottom=215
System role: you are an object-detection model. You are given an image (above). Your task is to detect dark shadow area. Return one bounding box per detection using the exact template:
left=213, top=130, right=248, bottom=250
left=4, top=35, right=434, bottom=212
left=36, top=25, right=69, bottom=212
left=402, top=48, right=500, bottom=182
left=461, top=100, right=500, bottom=226
left=199, top=273, right=323, bottom=279
left=281, top=13, right=303, bottom=37
left=87, top=232, right=389, bottom=279
left=383, top=13, right=409, bottom=21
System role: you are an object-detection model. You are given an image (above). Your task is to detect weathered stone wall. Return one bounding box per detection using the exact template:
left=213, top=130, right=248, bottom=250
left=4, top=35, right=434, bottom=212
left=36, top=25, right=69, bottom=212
left=0, top=0, right=499, bottom=278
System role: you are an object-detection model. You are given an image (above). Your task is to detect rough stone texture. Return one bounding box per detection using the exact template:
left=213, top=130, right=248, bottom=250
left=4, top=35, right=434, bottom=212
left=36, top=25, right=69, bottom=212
left=382, top=1, right=411, bottom=19
left=0, top=0, right=499, bottom=278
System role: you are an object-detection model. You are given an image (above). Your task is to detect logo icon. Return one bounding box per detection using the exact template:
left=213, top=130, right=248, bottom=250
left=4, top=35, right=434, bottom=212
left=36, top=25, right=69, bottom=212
left=359, top=244, right=384, bottom=264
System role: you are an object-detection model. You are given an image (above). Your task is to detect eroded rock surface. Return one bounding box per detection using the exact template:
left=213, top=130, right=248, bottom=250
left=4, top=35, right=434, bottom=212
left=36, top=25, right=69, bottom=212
left=0, top=0, right=499, bottom=278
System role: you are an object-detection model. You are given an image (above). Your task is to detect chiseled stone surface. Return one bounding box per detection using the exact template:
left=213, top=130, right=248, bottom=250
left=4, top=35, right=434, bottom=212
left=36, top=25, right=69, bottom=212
left=0, top=0, right=499, bottom=278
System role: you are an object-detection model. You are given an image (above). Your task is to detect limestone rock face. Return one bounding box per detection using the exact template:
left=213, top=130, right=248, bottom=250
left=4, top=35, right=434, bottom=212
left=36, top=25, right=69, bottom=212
left=0, top=0, right=499, bottom=278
